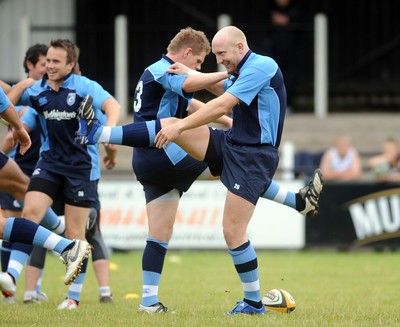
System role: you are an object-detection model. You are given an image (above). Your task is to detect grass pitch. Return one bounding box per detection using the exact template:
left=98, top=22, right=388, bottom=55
left=1, top=249, right=399, bottom=326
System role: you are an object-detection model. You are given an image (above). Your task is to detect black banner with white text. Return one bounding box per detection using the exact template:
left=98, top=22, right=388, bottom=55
left=306, top=182, right=400, bottom=249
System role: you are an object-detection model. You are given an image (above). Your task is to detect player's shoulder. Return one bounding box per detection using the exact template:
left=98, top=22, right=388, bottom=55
left=29, top=79, right=46, bottom=92
left=242, top=53, right=278, bottom=79
left=248, top=52, right=277, bottom=69
left=67, top=73, right=93, bottom=86
left=148, top=58, right=170, bottom=78
left=67, top=74, right=105, bottom=97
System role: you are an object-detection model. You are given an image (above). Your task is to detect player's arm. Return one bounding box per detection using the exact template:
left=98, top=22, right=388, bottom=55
left=2, top=105, right=31, bottom=154
left=7, top=78, right=35, bottom=105
left=0, top=122, right=31, bottom=154
left=0, top=106, right=31, bottom=154
left=101, top=97, right=121, bottom=127
left=0, top=80, right=11, bottom=93
left=206, top=80, right=226, bottom=97
left=102, top=143, right=118, bottom=170
left=213, top=113, right=232, bottom=128
left=1, top=103, right=24, bottom=130
left=155, top=92, right=238, bottom=148
left=0, top=88, right=31, bottom=154
left=167, top=62, right=228, bottom=94
left=0, top=129, right=14, bottom=154
left=101, top=97, right=121, bottom=169
left=188, top=98, right=232, bottom=129
left=180, top=92, right=237, bottom=130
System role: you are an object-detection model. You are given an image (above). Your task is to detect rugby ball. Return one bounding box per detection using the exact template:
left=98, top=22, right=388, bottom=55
left=262, top=289, right=296, bottom=313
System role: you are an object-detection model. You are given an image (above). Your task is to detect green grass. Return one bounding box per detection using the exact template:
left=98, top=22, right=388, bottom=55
left=1, top=250, right=400, bottom=326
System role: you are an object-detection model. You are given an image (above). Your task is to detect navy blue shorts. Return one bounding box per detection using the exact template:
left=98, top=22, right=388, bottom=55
left=133, top=147, right=208, bottom=203
left=28, top=169, right=98, bottom=208
left=0, top=191, right=21, bottom=211
left=205, top=128, right=279, bottom=205
left=0, top=152, right=8, bottom=170
left=0, top=153, right=20, bottom=210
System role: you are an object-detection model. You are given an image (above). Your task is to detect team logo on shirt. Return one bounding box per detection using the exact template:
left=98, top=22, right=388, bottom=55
left=13, top=200, right=21, bottom=208
left=67, top=93, right=76, bottom=106
left=39, top=97, right=48, bottom=106
left=32, top=168, right=41, bottom=176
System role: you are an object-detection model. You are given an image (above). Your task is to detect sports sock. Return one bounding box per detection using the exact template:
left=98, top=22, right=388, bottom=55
left=262, top=181, right=296, bottom=210
left=122, top=120, right=161, bottom=146
left=228, top=240, right=261, bottom=305
left=1, top=240, right=11, bottom=272
left=4, top=218, right=74, bottom=254
left=24, top=290, right=37, bottom=299
left=295, top=193, right=306, bottom=212
left=66, top=257, right=88, bottom=302
left=7, top=243, right=32, bottom=283
left=99, top=286, right=111, bottom=297
left=141, top=237, right=168, bottom=306
left=36, top=268, right=44, bottom=292
left=97, top=120, right=161, bottom=147
left=40, top=208, right=65, bottom=235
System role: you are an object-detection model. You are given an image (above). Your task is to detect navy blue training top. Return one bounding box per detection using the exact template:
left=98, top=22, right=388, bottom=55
left=19, top=73, right=113, bottom=180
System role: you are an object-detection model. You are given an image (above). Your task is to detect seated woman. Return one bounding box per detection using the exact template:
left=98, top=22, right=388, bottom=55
left=319, top=134, right=362, bottom=181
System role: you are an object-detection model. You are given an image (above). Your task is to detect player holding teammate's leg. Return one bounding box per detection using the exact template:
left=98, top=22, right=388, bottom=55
left=76, top=95, right=323, bottom=218
left=75, top=26, right=324, bottom=315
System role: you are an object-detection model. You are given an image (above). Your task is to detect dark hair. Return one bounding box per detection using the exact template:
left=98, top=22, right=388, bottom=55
left=23, top=44, right=48, bottom=74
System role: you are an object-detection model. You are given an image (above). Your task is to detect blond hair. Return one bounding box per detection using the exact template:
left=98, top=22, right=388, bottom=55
left=167, top=27, right=211, bottom=56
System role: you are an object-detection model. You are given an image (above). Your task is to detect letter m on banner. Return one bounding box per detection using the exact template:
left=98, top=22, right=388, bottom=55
left=349, top=196, right=400, bottom=239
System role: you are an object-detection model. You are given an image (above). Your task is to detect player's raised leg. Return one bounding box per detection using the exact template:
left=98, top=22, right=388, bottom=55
left=0, top=217, right=92, bottom=292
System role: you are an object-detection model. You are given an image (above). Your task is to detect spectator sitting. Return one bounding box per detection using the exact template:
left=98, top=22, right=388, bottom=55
left=368, top=137, right=400, bottom=182
left=319, top=135, right=362, bottom=181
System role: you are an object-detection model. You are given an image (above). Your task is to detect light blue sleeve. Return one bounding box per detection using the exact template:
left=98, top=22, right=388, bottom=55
left=0, top=88, right=11, bottom=113
left=97, top=110, right=107, bottom=125
left=158, top=73, right=192, bottom=99
left=74, top=75, right=114, bottom=119
left=16, top=88, right=32, bottom=107
left=21, top=106, right=38, bottom=131
left=149, top=60, right=192, bottom=100
left=228, top=67, right=269, bottom=106
left=227, top=56, right=277, bottom=106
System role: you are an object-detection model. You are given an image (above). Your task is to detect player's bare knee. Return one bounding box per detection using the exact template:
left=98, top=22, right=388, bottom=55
left=160, top=117, right=179, bottom=127
left=21, top=206, right=45, bottom=224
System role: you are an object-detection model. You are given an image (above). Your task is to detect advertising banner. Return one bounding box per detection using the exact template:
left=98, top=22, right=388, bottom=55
left=98, top=180, right=304, bottom=250
left=306, top=182, right=400, bottom=248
